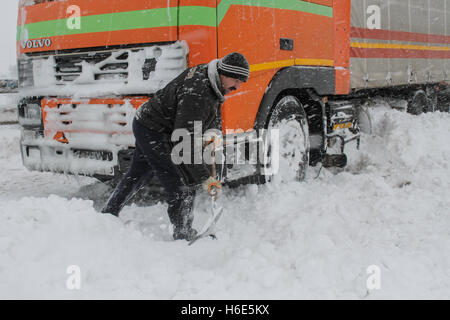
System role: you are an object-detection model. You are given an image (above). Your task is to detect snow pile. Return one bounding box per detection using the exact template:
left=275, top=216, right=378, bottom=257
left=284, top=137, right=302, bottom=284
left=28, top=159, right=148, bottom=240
left=0, top=107, right=449, bottom=299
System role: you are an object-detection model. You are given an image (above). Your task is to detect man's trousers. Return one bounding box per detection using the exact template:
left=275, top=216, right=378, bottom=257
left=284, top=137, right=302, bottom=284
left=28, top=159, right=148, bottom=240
left=101, top=118, right=196, bottom=230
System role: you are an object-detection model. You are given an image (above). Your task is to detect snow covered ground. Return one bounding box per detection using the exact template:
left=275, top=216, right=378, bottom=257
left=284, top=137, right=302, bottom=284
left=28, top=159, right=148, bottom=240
left=0, top=104, right=449, bottom=299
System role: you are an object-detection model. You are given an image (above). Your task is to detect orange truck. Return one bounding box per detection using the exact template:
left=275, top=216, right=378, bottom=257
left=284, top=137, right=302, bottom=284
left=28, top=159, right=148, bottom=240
left=17, top=0, right=449, bottom=184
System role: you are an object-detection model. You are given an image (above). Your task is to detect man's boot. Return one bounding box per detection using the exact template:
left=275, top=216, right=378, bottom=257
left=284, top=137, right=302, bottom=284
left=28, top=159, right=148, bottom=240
left=168, top=189, right=197, bottom=241
left=172, top=213, right=197, bottom=241
left=173, top=226, right=198, bottom=241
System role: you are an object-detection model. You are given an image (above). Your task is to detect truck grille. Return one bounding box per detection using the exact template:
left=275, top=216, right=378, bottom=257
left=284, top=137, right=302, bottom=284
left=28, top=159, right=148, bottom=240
left=19, top=42, right=188, bottom=91
left=54, top=51, right=154, bottom=83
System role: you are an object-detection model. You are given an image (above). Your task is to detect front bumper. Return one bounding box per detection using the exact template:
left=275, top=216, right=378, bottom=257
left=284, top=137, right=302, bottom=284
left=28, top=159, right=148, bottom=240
left=20, top=131, right=120, bottom=176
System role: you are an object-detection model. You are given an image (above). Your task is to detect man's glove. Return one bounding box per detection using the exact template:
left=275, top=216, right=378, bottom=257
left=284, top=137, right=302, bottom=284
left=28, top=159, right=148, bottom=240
left=202, top=176, right=222, bottom=197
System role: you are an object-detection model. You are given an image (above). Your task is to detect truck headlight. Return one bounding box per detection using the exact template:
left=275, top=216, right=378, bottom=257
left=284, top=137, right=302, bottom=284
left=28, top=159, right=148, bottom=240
left=18, top=102, right=43, bottom=127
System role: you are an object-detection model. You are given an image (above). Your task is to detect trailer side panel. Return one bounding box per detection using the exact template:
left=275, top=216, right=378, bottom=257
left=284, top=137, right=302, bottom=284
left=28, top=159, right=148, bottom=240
left=350, top=0, right=450, bottom=90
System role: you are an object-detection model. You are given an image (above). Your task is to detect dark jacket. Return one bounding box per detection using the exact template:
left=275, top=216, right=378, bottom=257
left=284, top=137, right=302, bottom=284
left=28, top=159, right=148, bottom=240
left=135, top=60, right=225, bottom=185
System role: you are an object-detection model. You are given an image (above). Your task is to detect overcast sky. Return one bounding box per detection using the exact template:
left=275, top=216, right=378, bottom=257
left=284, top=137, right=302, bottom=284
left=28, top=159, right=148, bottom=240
left=0, top=0, right=19, bottom=78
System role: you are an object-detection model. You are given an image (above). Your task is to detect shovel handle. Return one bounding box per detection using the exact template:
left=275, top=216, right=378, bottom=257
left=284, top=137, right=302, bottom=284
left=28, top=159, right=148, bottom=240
left=211, top=158, right=216, bottom=177
left=211, top=150, right=219, bottom=200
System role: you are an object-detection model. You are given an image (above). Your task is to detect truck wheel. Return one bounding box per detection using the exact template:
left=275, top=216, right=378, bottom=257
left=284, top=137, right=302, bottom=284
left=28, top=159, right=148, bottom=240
left=356, top=103, right=373, bottom=134
left=259, top=96, right=310, bottom=183
left=407, top=90, right=428, bottom=115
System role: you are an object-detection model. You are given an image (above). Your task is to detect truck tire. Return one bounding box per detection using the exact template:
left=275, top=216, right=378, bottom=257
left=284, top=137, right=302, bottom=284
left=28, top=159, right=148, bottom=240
left=258, top=95, right=310, bottom=183
left=407, top=90, right=428, bottom=115
left=356, top=103, right=373, bottom=134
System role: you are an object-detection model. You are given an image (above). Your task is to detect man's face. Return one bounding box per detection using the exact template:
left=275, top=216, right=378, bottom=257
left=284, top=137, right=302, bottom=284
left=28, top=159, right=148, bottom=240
left=219, top=75, right=243, bottom=95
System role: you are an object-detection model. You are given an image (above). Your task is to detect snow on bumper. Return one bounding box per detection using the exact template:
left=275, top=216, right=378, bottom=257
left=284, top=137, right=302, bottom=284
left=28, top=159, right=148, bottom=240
left=19, top=96, right=151, bottom=176
left=20, top=134, right=121, bottom=176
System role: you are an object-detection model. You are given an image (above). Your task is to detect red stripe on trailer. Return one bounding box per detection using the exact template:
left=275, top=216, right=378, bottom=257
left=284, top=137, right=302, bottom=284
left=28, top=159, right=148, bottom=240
left=350, top=47, right=450, bottom=59
left=350, top=27, right=450, bottom=45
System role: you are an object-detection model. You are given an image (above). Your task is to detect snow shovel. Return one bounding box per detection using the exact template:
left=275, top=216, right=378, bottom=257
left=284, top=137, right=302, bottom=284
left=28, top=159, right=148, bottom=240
left=188, top=149, right=224, bottom=246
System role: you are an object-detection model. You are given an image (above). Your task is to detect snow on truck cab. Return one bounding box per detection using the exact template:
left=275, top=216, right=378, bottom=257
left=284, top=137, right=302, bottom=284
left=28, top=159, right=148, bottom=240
left=17, top=0, right=450, bottom=185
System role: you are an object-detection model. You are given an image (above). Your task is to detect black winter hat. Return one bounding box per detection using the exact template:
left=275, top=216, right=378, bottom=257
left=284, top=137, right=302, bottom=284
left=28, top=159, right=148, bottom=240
left=217, top=52, right=250, bottom=82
